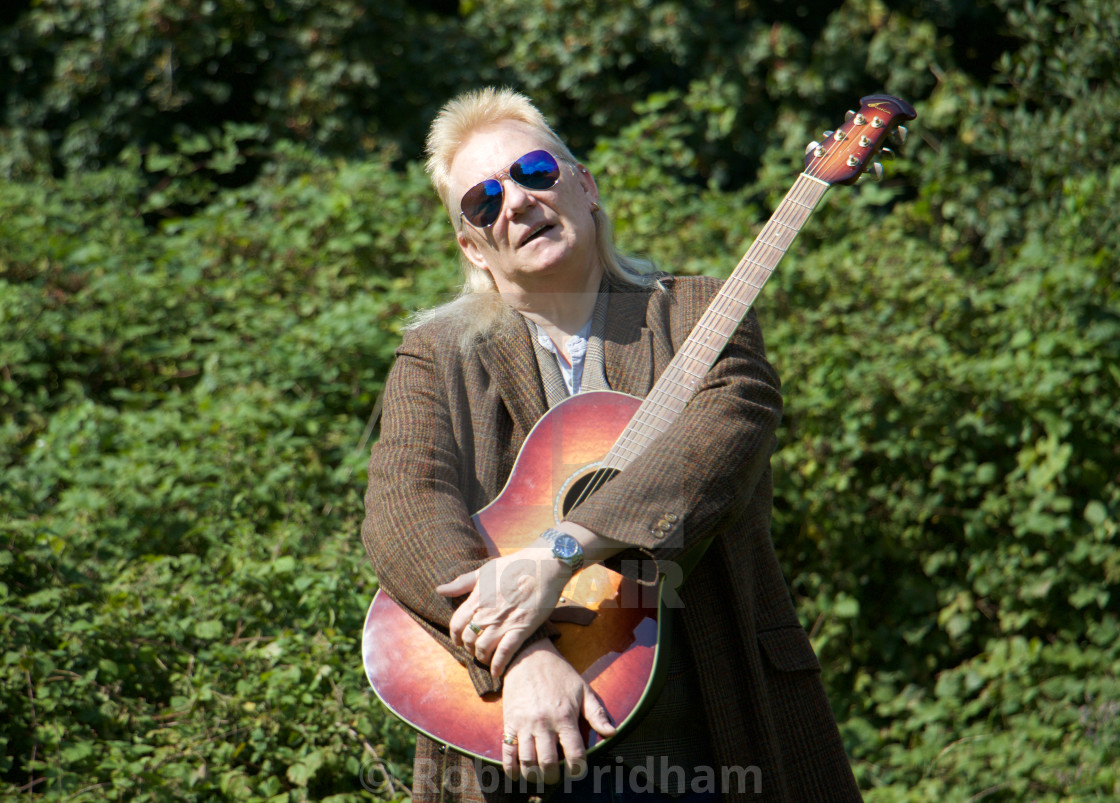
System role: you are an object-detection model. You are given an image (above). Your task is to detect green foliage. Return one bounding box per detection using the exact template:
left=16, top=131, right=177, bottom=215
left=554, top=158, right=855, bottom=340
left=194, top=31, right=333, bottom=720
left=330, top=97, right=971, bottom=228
left=3, top=0, right=1119, bottom=799
left=1, top=147, right=451, bottom=799
left=0, top=0, right=475, bottom=180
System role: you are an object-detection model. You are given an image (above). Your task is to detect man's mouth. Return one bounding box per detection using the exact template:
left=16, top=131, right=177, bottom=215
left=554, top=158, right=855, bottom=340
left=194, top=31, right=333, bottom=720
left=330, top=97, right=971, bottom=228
left=520, top=224, right=554, bottom=247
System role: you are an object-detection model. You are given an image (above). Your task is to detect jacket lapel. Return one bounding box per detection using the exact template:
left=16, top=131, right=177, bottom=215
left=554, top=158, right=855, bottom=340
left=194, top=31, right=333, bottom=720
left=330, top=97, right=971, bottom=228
left=603, top=286, right=654, bottom=397
left=476, top=314, right=549, bottom=434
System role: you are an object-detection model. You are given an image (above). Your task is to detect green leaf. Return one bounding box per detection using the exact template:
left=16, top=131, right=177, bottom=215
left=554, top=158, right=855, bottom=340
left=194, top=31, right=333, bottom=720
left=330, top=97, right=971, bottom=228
left=193, top=620, right=224, bottom=640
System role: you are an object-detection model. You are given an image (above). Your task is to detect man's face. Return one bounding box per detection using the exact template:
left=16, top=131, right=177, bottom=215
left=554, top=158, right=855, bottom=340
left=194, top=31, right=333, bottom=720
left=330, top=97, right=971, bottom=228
left=448, top=120, right=601, bottom=295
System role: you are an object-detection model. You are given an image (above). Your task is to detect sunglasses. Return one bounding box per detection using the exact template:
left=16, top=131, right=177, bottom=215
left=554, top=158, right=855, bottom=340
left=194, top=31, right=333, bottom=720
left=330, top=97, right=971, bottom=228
left=458, top=150, right=562, bottom=229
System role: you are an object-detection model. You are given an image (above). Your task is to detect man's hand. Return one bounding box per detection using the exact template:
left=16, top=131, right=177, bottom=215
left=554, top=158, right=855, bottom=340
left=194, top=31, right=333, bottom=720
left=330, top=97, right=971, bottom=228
left=499, top=639, right=617, bottom=784
left=437, top=546, right=570, bottom=677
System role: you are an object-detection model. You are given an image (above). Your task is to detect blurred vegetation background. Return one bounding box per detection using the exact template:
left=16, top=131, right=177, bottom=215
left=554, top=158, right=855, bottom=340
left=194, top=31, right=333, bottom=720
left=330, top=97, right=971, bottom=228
left=2, top=0, right=1118, bottom=799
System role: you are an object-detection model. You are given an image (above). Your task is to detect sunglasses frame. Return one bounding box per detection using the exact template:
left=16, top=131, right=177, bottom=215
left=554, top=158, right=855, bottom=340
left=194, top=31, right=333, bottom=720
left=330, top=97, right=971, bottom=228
left=458, top=149, right=566, bottom=230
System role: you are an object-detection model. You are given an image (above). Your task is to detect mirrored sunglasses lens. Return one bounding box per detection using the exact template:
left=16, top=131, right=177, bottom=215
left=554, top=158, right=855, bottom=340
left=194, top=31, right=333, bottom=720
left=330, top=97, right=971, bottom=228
left=462, top=178, right=504, bottom=227
left=511, top=151, right=560, bottom=189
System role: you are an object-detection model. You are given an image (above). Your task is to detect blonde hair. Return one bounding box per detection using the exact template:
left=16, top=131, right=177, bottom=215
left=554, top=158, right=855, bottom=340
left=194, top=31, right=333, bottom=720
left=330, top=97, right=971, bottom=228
left=413, top=87, right=659, bottom=342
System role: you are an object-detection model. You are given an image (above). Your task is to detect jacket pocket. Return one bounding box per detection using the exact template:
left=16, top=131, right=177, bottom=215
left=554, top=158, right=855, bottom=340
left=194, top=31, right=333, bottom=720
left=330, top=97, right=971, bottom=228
left=757, top=625, right=822, bottom=673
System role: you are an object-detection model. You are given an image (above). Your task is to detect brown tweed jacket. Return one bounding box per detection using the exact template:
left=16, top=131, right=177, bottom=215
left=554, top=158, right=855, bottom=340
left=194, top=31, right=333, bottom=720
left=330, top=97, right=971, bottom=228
left=362, top=275, right=861, bottom=802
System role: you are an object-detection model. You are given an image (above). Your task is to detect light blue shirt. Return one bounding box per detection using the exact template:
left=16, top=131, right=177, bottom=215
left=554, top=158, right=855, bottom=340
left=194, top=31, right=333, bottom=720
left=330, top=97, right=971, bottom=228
left=534, top=317, right=593, bottom=394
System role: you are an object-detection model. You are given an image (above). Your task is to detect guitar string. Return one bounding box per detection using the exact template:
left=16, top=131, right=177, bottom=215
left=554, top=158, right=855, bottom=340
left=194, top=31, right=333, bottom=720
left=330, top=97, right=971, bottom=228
left=609, top=172, right=822, bottom=453
left=600, top=171, right=821, bottom=460
left=565, top=188, right=807, bottom=513
left=562, top=114, right=885, bottom=519
left=561, top=176, right=807, bottom=513
left=594, top=165, right=826, bottom=466
left=563, top=172, right=826, bottom=513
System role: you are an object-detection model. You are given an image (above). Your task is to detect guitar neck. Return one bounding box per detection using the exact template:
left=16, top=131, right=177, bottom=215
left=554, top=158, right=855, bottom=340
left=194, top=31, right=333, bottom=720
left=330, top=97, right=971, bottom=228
left=602, top=172, right=831, bottom=470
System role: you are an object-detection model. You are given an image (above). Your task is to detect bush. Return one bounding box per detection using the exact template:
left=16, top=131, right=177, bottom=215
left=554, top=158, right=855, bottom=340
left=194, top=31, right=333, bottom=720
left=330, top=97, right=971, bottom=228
left=3, top=0, right=1118, bottom=799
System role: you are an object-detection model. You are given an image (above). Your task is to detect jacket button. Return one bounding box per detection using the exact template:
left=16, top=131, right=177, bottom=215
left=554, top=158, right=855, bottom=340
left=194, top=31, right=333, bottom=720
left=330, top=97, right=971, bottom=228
left=665, top=513, right=679, bottom=523
left=657, top=519, right=674, bottom=532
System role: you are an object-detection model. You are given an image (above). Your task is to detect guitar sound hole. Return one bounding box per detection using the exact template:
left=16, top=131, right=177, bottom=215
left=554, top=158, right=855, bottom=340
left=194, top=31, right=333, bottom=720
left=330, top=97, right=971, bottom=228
left=561, top=467, right=620, bottom=517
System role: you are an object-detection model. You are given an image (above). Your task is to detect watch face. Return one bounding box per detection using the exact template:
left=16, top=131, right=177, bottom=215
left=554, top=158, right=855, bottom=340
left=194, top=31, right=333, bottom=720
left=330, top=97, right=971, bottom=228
left=553, top=534, right=580, bottom=560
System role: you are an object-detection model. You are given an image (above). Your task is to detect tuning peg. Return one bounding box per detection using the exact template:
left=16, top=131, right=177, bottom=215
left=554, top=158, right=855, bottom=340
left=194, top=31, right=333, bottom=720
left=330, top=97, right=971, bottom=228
left=804, top=140, right=821, bottom=157
left=891, top=126, right=909, bottom=147
left=878, top=147, right=896, bottom=160
left=845, top=110, right=856, bottom=122
left=823, top=130, right=834, bottom=139
left=857, top=162, right=884, bottom=183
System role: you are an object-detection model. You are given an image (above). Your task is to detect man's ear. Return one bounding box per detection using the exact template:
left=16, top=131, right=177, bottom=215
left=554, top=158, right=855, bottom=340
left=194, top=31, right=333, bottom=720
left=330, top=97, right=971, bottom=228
left=576, top=163, right=600, bottom=205
left=457, top=229, right=491, bottom=274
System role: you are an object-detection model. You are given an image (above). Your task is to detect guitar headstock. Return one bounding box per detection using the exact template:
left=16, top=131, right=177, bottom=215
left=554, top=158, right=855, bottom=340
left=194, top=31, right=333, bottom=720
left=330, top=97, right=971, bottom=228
left=804, top=94, right=916, bottom=185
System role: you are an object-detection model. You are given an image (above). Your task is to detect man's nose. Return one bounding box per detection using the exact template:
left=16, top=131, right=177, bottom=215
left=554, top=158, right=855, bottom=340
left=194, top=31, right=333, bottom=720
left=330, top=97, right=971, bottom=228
left=500, top=177, right=535, bottom=218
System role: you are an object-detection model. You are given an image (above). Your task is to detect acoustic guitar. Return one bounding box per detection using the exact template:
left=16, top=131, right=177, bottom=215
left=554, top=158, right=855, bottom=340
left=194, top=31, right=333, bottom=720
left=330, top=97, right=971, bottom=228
left=362, top=94, right=916, bottom=763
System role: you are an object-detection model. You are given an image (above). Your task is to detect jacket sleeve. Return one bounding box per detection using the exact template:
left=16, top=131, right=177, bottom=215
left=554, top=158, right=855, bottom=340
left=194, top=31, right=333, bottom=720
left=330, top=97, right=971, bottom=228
left=565, top=278, right=783, bottom=573
left=361, top=327, right=551, bottom=696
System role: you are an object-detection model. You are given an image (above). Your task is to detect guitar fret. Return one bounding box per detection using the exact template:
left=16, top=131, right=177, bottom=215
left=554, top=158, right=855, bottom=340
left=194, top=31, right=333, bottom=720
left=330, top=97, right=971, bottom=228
left=624, top=427, right=660, bottom=445
left=632, top=404, right=676, bottom=426
left=639, top=398, right=687, bottom=420
left=633, top=395, right=685, bottom=420
left=765, top=227, right=799, bottom=251
left=695, top=320, right=724, bottom=335
left=774, top=212, right=808, bottom=232
left=610, top=438, right=645, bottom=457
left=615, top=430, right=656, bottom=452
left=754, top=239, right=788, bottom=260
left=688, top=346, right=720, bottom=364
left=715, top=292, right=749, bottom=307
left=686, top=345, right=723, bottom=357
left=728, top=272, right=767, bottom=290
left=703, top=304, right=739, bottom=318
left=705, top=307, right=740, bottom=324
left=633, top=403, right=674, bottom=423
left=748, top=239, right=784, bottom=258
left=755, top=239, right=787, bottom=256
left=614, top=432, right=658, bottom=457
left=668, top=365, right=705, bottom=380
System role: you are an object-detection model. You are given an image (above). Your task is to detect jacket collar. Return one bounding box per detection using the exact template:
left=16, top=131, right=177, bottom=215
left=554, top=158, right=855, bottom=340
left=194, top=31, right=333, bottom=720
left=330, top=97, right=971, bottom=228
left=476, top=281, right=656, bottom=433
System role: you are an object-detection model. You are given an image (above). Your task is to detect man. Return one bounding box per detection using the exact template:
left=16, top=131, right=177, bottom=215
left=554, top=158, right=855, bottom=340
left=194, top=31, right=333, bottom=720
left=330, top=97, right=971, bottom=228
left=362, top=87, right=860, bottom=802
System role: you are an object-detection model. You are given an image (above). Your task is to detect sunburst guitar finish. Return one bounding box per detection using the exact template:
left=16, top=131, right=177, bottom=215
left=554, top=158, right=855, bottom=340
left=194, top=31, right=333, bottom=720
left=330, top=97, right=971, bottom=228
left=363, top=390, right=667, bottom=763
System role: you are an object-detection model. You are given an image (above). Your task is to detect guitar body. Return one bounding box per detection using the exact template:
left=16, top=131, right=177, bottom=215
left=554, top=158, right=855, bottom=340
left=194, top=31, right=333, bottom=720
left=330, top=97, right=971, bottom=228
left=362, top=390, right=668, bottom=763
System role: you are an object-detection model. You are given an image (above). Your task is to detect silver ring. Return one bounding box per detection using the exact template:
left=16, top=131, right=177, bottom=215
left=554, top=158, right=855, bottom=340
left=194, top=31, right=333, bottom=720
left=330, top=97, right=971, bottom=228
left=467, top=621, right=485, bottom=635
left=502, top=733, right=518, bottom=746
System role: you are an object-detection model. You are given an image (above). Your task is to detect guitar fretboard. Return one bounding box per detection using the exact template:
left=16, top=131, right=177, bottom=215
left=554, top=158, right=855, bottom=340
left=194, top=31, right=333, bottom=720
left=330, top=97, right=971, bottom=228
left=602, top=173, right=830, bottom=469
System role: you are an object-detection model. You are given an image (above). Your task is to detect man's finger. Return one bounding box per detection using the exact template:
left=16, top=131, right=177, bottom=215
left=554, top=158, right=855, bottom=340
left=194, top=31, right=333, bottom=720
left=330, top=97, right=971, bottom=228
left=459, top=619, right=480, bottom=654
left=446, top=609, right=467, bottom=647
left=446, top=590, right=479, bottom=647
left=489, top=628, right=529, bottom=678
left=534, top=731, right=561, bottom=786
left=471, top=624, right=502, bottom=665
left=582, top=687, right=617, bottom=739
left=518, top=733, right=538, bottom=785
left=501, top=729, right=520, bottom=780
left=556, top=725, right=587, bottom=779
left=436, top=570, right=478, bottom=598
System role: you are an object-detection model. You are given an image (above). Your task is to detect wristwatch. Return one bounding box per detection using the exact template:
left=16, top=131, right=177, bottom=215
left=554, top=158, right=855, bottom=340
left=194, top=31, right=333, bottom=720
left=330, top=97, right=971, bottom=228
left=540, top=527, right=584, bottom=573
